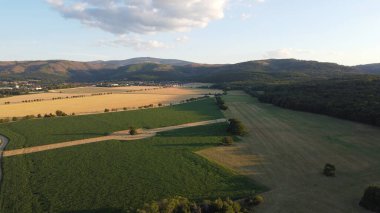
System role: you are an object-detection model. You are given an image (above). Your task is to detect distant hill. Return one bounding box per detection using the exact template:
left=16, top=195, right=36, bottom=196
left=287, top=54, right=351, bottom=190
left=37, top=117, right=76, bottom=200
left=0, top=58, right=376, bottom=83
left=72, top=59, right=359, bottom=83
left=0, top=57, right=195, bottom=81
left=0, top=60, right=104, bottom=81
left=90, top=57, right=194, bottom=68
left=354, top=63, right=380, bottom=74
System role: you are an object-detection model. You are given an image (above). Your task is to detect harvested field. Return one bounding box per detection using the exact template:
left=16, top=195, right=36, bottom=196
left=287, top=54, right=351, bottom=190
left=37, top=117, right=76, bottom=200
left=0, top=86, right=221, bottom=118
left=198, top=91, right=380, bottom=213
left=0, top=86, right=159, bottom=105
left=129, top=87, right=220, bottom=95
left=49, top=86, right=159, bottom=94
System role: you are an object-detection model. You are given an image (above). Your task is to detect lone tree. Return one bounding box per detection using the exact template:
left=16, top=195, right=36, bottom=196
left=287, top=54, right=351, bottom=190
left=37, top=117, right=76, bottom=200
left=227, top=119, right=246, bottom=136
left=129, top=127, right=137, bottom=135
left=359, top=185, right=380, bottom=212
left=323, top=163, right=336, bottom=177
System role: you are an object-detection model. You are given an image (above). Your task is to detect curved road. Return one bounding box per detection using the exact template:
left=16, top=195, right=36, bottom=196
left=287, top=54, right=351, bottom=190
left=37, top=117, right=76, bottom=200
left=0, top=134, right=9, bottom=184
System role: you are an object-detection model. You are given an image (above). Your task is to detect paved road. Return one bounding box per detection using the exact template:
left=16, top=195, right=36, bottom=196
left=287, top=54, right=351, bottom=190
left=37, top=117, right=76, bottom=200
left=3, top=118, right=227, bottom=157
left=0, top=135, right=9, bottom=184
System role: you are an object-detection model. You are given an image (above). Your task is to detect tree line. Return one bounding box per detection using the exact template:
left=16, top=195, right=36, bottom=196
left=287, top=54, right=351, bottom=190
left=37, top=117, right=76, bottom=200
left=137, top=195, right=263, bottom=213
left=251, top=77, right=380, bottom=127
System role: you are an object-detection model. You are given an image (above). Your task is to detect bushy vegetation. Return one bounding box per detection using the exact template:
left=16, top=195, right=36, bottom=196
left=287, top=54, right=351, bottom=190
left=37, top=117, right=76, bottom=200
left=0, top=98, right=223, bottom=149
left=323, top=164, right=336, bottom=177
left=0, top=124, right=261, bottom=212
left=129, top=126, right=137, bottom=135
left=138, top=196, right=246, bottom=213
left=227, top=119, right=246, bottom=136
left=359, top=186, right=380, bottom=212
left=55, top=110, right=67, bottom=116
left=221, top=136, right=234, bottom=146
left=216, top=96, right=228, bottom=111
left=256, top=77, right=380, bottom=127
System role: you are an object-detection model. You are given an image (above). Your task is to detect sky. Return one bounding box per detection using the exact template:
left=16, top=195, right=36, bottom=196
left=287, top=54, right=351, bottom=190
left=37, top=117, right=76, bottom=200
left=1, top=0, right=380, bottom=65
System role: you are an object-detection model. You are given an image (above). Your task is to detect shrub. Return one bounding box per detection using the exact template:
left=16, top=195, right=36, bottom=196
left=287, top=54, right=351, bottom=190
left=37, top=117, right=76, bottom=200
left=12, top=117, right=18, bottom=122
left=227, top=119, right=247, bottom=136
left=129, top=127, right=137, bottom=135
left=37, top=114, right=42, bottom=118
left=215, top=96, right=225, bottom=105
left=104, top=108, right=110, bottom=113
left=138, top=196, right=243, bottom=213
left=359, top=185, right=380, bottom=212
left=0, top=118, right=10, bottom=123
left=44, top=113, right=56, bottom=118
left=55, top=110, right=67, bottom=116
left=221, top=136, right=234, bottom=146
left=219, top=104, right=228, bottom=111
left=323, top=163, right=336, bottom=177
left=252, top=195, right=264, bottom=206
left=216, top=96, right=229, bottom=111
left=23, top=115, right=35, bottom=120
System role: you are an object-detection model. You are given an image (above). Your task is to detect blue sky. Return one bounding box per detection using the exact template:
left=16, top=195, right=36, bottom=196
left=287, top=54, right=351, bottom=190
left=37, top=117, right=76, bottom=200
left=1, top=0, right=379, bottom=65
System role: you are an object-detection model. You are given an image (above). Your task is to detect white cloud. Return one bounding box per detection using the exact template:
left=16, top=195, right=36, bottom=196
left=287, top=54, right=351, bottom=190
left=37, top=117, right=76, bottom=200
left=98, top=36, right=169, bottom=51
left=46, top=0, right=63, bottom=6
left=47, top=0, right=228, bottom=34
left=176, top=35, right=190, bottom=43
left=263, top=48, right=312, bottom=59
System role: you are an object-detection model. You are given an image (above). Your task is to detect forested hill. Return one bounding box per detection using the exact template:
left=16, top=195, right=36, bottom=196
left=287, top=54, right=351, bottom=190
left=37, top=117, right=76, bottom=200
left=254, top=76, right=380, bottom=127
left=0, top=58, right=372, bottom=82
left=354, top=63, right=380, bottom=74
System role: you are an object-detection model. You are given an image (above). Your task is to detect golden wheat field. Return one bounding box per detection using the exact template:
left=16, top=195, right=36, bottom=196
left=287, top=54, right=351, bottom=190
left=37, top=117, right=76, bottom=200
left=0, top=86, right=221, bottom=118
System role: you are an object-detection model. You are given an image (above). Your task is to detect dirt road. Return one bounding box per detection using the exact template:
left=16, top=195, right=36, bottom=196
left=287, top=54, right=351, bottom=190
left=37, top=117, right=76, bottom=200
left=198, top=91, right=380, bottom=213
left=2, top=119, right=227, bottom=157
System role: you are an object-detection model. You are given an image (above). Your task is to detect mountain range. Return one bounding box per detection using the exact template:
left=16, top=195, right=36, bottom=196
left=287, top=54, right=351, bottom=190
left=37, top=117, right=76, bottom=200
left=0, top=57, right=379, bottom=83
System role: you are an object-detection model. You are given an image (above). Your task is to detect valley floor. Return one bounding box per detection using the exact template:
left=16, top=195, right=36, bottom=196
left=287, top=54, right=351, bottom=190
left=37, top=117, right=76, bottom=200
left=0, top=98, right=259, bottom=212
left=198, top=91, right=380, bottom=213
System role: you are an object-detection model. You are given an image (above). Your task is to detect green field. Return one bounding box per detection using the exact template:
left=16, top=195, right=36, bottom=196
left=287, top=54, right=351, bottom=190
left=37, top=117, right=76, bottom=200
left=203, top=91, right=380, bottom=213
left=0, top=99, right=222, bottom=150
left=0, top=98, right=260, bottom=212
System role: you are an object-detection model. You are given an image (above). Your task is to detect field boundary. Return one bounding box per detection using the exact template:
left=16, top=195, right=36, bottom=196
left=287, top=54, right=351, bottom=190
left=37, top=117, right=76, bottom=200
left=0, top=135, right=9, bottom=184
left=2, top=118, right=227, bottom=157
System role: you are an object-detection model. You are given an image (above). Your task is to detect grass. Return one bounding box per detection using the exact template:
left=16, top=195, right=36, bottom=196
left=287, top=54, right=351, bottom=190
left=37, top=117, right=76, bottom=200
left=226, top=91, right=380, bottom=158
left=0, top=124, right=259, bottom=213
left=210, top=91, right=380, bottom=212
left=0, top=98, right=223, bottom=150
